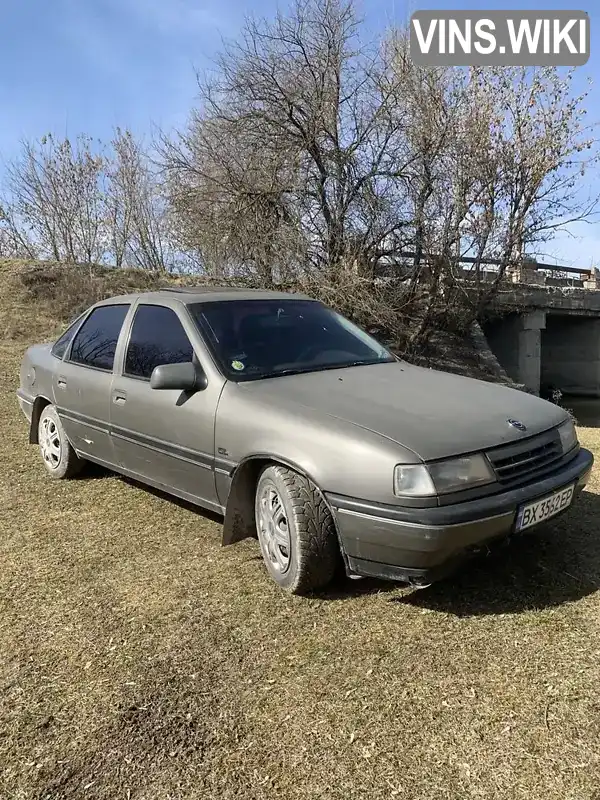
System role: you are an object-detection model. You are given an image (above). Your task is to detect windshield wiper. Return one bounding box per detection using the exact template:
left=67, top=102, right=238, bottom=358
left=308, top=358, right=394, bottom=371
left=254, top=367, right=314, bottom=380
left=248, top=359, right=394, bottom=381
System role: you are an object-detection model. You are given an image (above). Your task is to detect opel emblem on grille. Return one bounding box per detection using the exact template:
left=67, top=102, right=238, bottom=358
left=507, top=418, right=527, bottom=432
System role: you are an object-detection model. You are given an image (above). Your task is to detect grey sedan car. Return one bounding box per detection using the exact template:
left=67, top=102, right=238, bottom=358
left=17, top=287, right=594, bottom=594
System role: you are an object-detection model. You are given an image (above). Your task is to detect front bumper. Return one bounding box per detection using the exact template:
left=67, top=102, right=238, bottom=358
left=327, top=447, right=594, bottom=585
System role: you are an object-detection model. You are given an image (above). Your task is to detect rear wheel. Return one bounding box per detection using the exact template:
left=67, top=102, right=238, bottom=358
left=38, top=405, right=85, bottom=479
left=254, top=465, right=339, bottom=594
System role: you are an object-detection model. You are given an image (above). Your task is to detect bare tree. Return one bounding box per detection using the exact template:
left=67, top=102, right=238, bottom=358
left=0, top=202, right=38, bottom=258
left=161, top=0, right=415, bottom=280
left=163, top=117, right=302, bottom=280
left=2, top=134, right=107, bottom=264
left=105, top=130, right=134, bottom=268
left=107, top=129, right=169, bottom=271
left=385, top=40, right=597, bottom=341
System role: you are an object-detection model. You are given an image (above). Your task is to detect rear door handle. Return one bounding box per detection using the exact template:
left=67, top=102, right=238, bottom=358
left=57, top=376, right=67, bottom=388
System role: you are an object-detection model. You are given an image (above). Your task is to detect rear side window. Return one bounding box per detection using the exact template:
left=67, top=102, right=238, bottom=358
left=69, top=304, right=129, bottom=371
left=51, top=315, right=84, bottom=360
left=124, top=304, right=194, bottom=380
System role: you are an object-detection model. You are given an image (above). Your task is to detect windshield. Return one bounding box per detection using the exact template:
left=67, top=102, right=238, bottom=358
left=189, top=299, right=395, bottom=381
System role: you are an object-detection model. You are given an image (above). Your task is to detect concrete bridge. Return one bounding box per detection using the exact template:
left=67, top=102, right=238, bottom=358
left=481, top=264, right=600, bottom=397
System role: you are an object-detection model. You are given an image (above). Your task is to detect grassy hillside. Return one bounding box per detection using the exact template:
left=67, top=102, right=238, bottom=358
left=0, top=259, right=184, bottom=343
left=1, top=260, right=600, bottom=799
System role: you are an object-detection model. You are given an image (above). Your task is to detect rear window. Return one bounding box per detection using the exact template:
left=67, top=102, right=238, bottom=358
left=69, top=304, right=130, bottom=371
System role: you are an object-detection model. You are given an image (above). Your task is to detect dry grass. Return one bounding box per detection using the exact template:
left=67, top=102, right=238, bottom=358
left=1, top=262, right=600, bottom=799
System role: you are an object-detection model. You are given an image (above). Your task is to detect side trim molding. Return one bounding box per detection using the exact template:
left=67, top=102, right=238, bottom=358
left=55, top=405, right=239, bottom=474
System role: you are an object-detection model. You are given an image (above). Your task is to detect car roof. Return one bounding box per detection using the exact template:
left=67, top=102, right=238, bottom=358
left=94, top=285, right=315, bottom=306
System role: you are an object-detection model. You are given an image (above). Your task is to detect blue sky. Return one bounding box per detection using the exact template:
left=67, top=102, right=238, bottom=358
left=1, top=0, right=599, bottom=266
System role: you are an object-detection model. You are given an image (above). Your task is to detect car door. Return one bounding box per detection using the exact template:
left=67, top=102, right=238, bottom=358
left=53, top=303, right=131, bottom=466
left=109, top=302, right=224, bottom=510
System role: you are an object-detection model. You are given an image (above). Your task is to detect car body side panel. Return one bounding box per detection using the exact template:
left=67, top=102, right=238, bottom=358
left=109, top=297, right=226, bottom=508
left=19, top=343, right=54, bottom=401
left=53, top=361, right=116, bottom=463
left=213, top=381, right=420, bottom=508
left=48, top=303, right=134, bottom=464
left=109, top=376, right=224, bottom=506
left=19, top=342, right=114, bottom=462
left=18, top=344, right=56, bottom=438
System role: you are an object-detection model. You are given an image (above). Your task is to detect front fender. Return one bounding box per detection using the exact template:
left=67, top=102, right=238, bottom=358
left=221, top=453, right=321, bottom=546
left=215, top=383, right=420, bottom=545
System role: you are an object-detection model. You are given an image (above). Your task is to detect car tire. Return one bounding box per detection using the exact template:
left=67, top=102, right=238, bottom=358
left=254, top=464, right=339, bottom=594
left=38, top=404, right=85, bottom=479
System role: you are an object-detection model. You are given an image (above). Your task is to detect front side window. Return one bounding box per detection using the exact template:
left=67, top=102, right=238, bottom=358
left=189, top=298, right=394, bottom=381
left=124, top=304, right=194, bottom=380
left=69, top=304, right=129, bottom=371
left=51, top=314, right=85, bottom=360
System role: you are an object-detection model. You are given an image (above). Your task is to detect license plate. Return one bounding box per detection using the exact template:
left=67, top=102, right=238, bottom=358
left=515, top=484, right=575, bottom=532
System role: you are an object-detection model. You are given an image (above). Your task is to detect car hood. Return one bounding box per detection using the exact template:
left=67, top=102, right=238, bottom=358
left=239, top=361, right=567, bottom=461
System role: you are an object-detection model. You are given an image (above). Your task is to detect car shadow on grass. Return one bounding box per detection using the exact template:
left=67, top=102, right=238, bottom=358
left=393, top=490, right=600, bottom=617
left=116, top=475, right=225, bottom=524
left=74, top=465, right=224, bottom=523
left=313, top=571, right=399, bottom=600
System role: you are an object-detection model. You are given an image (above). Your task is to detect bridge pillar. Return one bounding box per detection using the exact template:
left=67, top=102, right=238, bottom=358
left=517, top=311, right=546, bottom=394
left=541, top=315, right=600, bottom=396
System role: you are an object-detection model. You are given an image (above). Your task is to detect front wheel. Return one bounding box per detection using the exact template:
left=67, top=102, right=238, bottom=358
left=254, top=465, right=339, bottom=594
left=38, top=405, right=86, bottom=479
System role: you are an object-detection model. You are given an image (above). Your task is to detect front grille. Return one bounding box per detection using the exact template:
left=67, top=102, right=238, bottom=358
left=486, top=429, right=567, bottom=488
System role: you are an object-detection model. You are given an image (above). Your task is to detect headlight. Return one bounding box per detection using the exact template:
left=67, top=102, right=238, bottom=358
left=394, top=454, right=495, bottom=497
left=558, top=418, right=578, bottom=454
left=428, top=454, right=496, bottom=494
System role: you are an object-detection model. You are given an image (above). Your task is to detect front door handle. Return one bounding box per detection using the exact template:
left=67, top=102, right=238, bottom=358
left=112, top=389, right=127, bottom=405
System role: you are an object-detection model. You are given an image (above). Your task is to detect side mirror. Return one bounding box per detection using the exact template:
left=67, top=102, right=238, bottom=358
left=150, top=362, right=208, bottom=392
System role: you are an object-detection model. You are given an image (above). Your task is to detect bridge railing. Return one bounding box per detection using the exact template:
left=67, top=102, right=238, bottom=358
left=381, top=253, right=599, bottom=289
